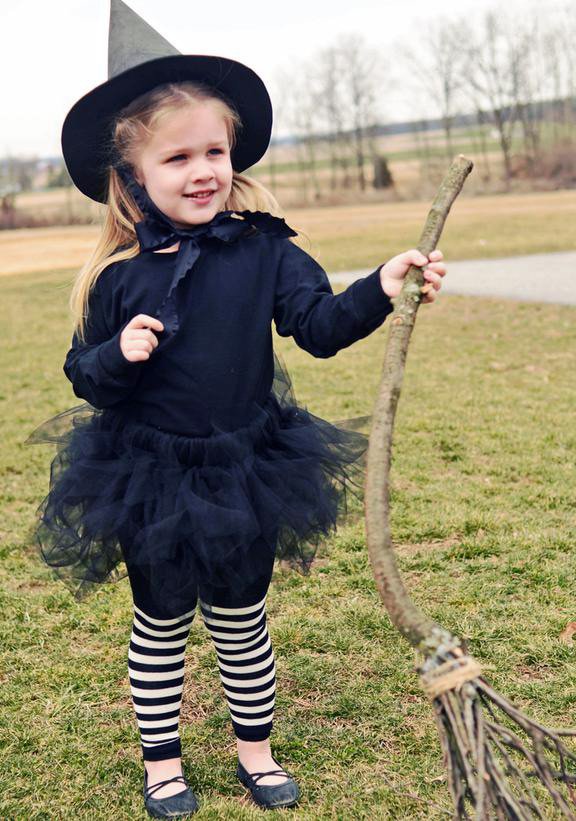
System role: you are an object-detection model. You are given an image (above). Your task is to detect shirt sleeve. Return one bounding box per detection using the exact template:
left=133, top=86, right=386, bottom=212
left=63, top=267, right=146, bottom=408
left=273, top=240, right=394, bottom=358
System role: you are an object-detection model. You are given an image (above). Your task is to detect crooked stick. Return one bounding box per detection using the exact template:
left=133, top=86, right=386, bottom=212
left=364, top=155, right=576, bottom=819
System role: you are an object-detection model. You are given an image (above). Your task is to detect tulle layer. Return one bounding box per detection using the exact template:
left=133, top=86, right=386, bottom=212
left=25, top=354, right=371, bottom=615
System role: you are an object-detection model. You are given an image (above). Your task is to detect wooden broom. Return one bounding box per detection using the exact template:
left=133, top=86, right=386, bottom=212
left=365, top=155, right=576, bottom=819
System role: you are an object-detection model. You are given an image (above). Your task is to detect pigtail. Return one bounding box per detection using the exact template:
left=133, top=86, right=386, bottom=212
left=226, top=173, right=282, bottom=217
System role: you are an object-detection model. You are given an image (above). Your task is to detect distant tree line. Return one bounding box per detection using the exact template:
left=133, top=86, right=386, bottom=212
left=270, top=2, right=576, bottom=199
left=407, top=3, right=576, bottom=188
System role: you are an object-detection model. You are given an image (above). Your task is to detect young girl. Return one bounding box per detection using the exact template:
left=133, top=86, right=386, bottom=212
left=26, top=1, right=446, bottom=816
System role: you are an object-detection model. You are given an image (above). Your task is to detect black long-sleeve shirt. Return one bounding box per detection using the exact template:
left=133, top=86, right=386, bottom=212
left=64, top=215, right=394, bottom=436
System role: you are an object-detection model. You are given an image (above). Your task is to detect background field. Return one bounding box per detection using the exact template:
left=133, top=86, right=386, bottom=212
left=2, top=253, right=575, bottom=818
left=2, top=188, right=576, bottom=277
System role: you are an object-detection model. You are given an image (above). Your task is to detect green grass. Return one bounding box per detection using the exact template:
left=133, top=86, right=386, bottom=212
left=2, top=267, right=576, bottom=818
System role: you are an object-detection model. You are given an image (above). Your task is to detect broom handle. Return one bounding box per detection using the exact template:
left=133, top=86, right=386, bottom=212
left=365, top=155, right=474, bottom=652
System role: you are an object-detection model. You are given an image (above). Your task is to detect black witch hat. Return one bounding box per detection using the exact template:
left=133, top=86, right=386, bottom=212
left=61, top=0, right=273, bottom=203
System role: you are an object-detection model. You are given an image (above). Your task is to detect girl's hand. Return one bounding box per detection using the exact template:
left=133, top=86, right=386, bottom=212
left=379, top=249, right=447, bottom=303
left=120, top=314, right=164, bottom=362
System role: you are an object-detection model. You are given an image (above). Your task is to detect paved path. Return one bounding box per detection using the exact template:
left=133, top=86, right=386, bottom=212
left=329, top=250, right=576, bottom=306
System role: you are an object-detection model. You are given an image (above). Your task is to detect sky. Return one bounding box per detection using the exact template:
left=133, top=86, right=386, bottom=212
left=2, top=0, right=538, bottom=159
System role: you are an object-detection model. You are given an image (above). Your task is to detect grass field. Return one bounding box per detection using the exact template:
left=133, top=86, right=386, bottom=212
left=1, top=262, right=575, bottom=818
left=2, top=188, right=576, bottom=277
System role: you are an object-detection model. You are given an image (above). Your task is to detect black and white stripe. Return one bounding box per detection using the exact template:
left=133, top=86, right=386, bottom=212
left=128, top=603, right=195, bottom=760
left=200, top=594, right=276, bottom=741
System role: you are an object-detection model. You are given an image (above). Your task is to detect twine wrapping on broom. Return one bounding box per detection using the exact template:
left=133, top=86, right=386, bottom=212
left=420, top=655, right=483, bottom=700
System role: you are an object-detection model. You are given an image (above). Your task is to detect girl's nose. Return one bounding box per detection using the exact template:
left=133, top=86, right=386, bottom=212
left=190, top=161, right=215, bottom=183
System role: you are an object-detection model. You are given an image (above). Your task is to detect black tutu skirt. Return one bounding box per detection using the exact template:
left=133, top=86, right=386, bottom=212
left=24, top=353, right=371, bottom=615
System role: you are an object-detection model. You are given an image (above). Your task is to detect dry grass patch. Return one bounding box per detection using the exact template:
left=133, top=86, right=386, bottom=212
left=2, top=189, right=576, bottom=279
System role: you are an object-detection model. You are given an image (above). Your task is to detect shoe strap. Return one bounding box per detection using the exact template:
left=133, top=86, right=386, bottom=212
left=248, top=769, right=290, bottom=784
left=145, top=774, right=188, bottom=800
left=242, top=759, right=292, bottom=785
left=239, top=754, right=294, bottom=785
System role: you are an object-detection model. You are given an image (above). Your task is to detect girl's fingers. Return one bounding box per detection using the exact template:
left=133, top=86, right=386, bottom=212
left=412, top=250, right=429, bottom=267
left=397, top=249, right=444, bottom=270
left=122, top=349, right=151, bottom=362
left=423, top=271, right=443, bottom=290
left=127, top=339, right=154, bottom=353
left=424, top=263, right=447, bottom=278
left=126, top=329, right=159, bottom=346
left=398, top=249, right=428, bottom=267
left=127, top=313, right=164, bottom=332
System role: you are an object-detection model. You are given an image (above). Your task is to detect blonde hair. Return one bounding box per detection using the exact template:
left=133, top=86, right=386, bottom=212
left=71, top=81, right=282, bottom=341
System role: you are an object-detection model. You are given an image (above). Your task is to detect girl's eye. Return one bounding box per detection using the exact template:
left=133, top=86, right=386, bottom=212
left=166, top=149, right=224, bottom=161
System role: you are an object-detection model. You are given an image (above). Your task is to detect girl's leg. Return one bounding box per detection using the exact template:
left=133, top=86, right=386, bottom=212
left=199, top=536, right=287, bottom=785
left=128, top=597, right=196, bottom=762
left=200, top=589, right=276, bottom=742
left=120, top=533, right=198, bottom=799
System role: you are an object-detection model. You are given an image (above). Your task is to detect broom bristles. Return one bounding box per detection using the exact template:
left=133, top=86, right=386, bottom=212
left=419, top=648, right=576, bottom=819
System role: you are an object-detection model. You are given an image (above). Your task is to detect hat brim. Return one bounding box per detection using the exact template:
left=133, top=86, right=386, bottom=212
left=61, top=54, right=273, bottom=203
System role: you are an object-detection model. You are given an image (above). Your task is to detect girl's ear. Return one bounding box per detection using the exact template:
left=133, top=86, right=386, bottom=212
left=131, top=163, right=144, bottom=186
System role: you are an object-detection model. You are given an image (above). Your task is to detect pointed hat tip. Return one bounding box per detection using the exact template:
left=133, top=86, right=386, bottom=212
left=110, top=0, right=131, bottom=13
left=108, top=0, right=180, bottom=78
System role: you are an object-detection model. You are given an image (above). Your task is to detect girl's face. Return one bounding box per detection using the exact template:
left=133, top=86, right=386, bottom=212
left=133, top=101, right=234, bottom=227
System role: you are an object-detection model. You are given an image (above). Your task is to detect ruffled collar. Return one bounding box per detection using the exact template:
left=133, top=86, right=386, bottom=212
left=116, top=165, right=297, bottom=335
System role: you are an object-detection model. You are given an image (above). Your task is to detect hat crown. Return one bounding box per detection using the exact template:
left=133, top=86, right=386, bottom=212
left=108, top=0, right=180, bottom=78
left=62, top=0, right=273, bottom=201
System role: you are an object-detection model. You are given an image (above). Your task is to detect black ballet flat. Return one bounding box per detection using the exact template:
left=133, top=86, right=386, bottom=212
left=143, top=770, right=199, bottom=818
left=237, top=756, right=300, bottom=809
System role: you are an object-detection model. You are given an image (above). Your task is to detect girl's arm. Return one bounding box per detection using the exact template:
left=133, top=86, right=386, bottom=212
left=63, top=274, right=147, bottom=409
left=273, top=241, right=394, bottom=359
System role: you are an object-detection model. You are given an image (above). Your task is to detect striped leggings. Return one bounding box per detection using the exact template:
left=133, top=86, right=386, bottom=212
left=122, top=535, right=277, bottom=762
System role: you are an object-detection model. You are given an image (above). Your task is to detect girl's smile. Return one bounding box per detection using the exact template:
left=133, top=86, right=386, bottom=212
left=133, top=101, right=233, bottom=228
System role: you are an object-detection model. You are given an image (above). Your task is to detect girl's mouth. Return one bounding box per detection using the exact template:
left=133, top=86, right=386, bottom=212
left=183, top=190, right=215, bottom=204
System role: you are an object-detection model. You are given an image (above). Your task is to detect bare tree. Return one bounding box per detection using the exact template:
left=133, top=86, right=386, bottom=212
left=408, top=17, right=470, bottom=161
left=335, top=34, right=383, bottom=191
left=464, top=11, right=531, bottom=185
left=309, top=46, right=348, bottom=191
left=513, top=15, right=544, bottom=172
left=275, top=66, right=322, bottom=204
left=472, top=105, right=493, bottom=183
left=552, top=3, right=576, bottom=136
